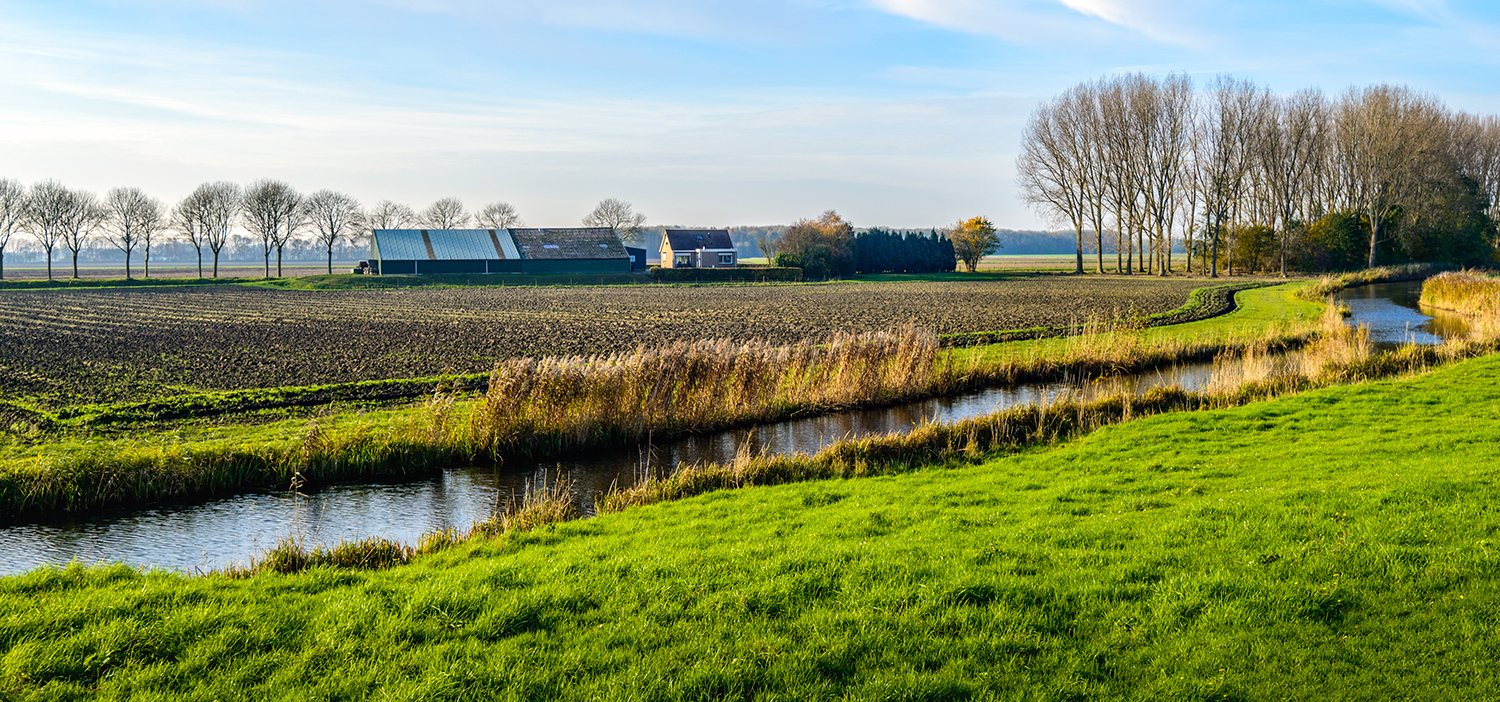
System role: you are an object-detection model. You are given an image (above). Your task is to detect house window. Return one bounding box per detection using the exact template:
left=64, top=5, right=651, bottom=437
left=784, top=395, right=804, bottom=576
left=718, top=253, right=734, bottom=265
left=674, top=254, right=692, bottom=267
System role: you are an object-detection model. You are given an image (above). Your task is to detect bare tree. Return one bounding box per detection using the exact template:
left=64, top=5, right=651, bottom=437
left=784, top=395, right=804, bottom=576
left=103, top=187, right=165, bottom=279
left=174, top=182, right=241, bottom=278
left=1197, top=76, right=1262, bottom=277
left=476, top=201, right=523, bottom=229
left=367, top=200, right=417, bottom=230
left=242, top=179, right=301, bottom=278
left=582, top=198, right=648, bottom=245
left=1336, top=85, right=1446, bottom=268
left=1140, top=73, right=1194, bottom=276
left=1258, top=89, right=1328, bottom=276
left=274, top=199, right=306, bottom=277
left=63, top=194, right=105, bottom=280
left=24, top=181, right=98, bottom=280
left=1018, top=87, right=1091, bottom=274
left=751, top=230, right=782, bottom=263
left=419, top=197, right=469, bottom=229
left=0, top=179, right=24, bottom=280
left=303, top=190, right=363, bottom=274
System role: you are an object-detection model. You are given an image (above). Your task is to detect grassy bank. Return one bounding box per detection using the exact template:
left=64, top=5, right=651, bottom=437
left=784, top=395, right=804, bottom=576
left=4, top=348, right=1499, bottom=698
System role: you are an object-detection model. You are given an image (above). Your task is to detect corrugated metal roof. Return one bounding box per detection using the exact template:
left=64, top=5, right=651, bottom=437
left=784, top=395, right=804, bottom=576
left=492, top=230, right=520, bottom=259
left=373, top=229, right=522, bottom=261
left=509, top=228, right=628, bottom=260
left=372, top=230, right=430, bottom=260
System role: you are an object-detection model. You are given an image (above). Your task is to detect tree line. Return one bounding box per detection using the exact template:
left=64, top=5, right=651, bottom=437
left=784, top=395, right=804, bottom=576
left=1018, top=74, right=1500, bottom=276
left=0, top=179, right=651, bottom=280
left=764, top=211, right=989, bottom=278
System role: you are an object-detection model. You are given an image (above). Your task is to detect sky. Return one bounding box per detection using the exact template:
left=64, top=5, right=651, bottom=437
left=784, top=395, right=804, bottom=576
left=2, top=0, right=1499, bottom=229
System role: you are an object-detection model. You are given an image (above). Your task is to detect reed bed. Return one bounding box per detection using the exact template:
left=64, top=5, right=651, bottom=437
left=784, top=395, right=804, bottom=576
left=1420, top=269, right=1500, bottom=320
left=460, top=327, right=944, bottom=457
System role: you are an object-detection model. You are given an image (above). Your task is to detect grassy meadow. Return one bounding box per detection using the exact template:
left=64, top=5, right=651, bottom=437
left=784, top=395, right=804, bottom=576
left=3, top=347, right=1498, bottom=699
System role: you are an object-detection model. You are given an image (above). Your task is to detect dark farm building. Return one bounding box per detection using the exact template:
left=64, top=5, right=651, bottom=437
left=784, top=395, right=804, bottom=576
left=369, top=228, right=631, bottom=275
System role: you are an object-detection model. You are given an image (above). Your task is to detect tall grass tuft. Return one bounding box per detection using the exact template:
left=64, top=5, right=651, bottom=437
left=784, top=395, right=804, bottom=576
left=230, top=535, right=413, bottom=576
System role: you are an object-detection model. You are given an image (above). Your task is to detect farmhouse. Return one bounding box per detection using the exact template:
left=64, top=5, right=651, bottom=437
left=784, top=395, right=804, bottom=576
left=370, top=228, right=630, bottom=275
left=659, top=229, right=737, bottom=269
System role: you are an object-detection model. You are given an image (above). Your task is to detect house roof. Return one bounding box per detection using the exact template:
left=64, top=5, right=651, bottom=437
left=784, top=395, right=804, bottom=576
left=373, top=228, right=625, bottom=261
left=508, top=228, right=627, bottom=260
left=372, top=229, right=518, bottom=260
left=663, top=229, right=734, bottom=251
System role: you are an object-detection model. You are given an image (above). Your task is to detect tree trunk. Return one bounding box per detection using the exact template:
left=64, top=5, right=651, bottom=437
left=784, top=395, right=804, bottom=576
left=212, top=250, right=219, bottom=278
left=125, top=250, right=132, bottom=280
left=1095, top=229, right=1105, bottom=274
left=1210, top=226, right=1219, bottom=278
left=46, top=250, right=52, bottom=281
left=1367, top=212, right=1381, bottom=268
left=72, top=251, right=79, bottom=279
left=1116, top=228, right=1124, bottom=273
left=1279, top=228, right=1288, bottom=278
left=1073, top=224, right=1084, bottom=274
left=0, top=250, right=4, bottom=280
left=264, top=251, right=270, bottom=279
left=276, top=247, right=283, bottom=277
left=327, top=246, right=334, bottom=275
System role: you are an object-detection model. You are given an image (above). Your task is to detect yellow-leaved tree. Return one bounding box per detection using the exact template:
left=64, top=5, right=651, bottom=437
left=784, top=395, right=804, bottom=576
left=950, top=216, right=1000, bottom=273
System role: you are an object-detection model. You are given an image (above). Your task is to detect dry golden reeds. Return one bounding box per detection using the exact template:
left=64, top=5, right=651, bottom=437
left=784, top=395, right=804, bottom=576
left=457, top=326, right=945, bottom=458
left=1420, top=270, right=1500, bottom=341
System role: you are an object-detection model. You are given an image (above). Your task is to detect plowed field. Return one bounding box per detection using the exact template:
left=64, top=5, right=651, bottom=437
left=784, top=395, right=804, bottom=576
left=1, top=277, right=1205, bottom=407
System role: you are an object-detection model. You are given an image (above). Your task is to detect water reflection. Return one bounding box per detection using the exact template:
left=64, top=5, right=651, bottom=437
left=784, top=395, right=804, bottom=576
left=1, top=280, right=1464, bottom=576
left=1337, top=281, right=1469, bottom=345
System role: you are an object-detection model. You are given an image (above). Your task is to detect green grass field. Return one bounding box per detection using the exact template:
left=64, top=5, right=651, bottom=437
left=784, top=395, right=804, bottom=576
left=4, top=344, right=1497, bottom=699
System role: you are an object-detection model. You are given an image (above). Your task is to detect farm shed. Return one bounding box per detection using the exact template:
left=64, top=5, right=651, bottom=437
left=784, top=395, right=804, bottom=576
left=660, top=229, right=737, bottom=269
left=370, top=228, right=630, bottom=275
left=624, top=246, right=648, bottom=271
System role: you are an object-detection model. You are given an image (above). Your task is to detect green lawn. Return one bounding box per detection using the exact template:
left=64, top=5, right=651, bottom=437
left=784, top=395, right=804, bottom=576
left=4, top=350, right=1497, bottom=699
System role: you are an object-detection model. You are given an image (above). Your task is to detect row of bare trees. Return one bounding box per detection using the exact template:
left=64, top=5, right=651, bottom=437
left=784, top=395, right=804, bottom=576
left=1019, top=74, right=1500, bottom=276
left=0, top=179, right=531, bottom=280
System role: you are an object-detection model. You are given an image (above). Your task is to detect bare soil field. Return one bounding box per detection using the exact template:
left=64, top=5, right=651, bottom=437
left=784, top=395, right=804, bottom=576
left=0, top=277, right=1205, bottom=408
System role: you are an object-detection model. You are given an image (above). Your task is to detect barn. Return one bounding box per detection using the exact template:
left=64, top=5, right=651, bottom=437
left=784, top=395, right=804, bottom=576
left=370, top=228, right=630, bottom=275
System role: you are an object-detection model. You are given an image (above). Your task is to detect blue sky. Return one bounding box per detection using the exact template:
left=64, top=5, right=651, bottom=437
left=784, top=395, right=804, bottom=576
left=2, top=0, right=1499, bottom=229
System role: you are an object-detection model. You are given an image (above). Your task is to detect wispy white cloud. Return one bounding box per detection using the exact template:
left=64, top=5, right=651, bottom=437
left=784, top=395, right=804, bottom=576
left=865, top=0, right=1203, bottom=46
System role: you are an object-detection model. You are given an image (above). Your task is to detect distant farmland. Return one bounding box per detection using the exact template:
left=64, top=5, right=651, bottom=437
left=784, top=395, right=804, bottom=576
left=0, top=277, right=1206, bottom=408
